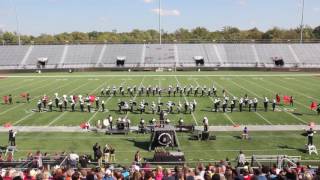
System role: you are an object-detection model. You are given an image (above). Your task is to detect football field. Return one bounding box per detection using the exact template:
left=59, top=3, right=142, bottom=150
left=0, top=71, right=319, bottom=162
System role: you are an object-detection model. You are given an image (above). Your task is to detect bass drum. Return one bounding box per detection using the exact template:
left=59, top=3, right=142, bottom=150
left=158, top=133, right=172, bottom=146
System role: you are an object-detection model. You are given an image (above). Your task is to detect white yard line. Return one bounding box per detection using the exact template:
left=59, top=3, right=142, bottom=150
left=228, top=80, right=274, bottom=125
left=46, top=112, right=68, bottom=127
left=174, top=76, right=198, bottom=126
left=2, top=73, right=320, bottom=78
left=223, top=113, right=236, bottom=126
left=0, top=80, right=60, bottom=116
left=12, top=81, right=79, bottom=125
left=13, top=113, right=35, bottom=125
left=124, top=76, right=145, bottom=119
left=231, top=79, right=307, bottom=124
left=46, top=81, right=93, bottom=126
left=87, top=80, right=127, bottom=124
left=195, top=79, right=237, bottom=126
left=275, top=78, right=320, bottom=102
left=243, top=78, right=311, bottom=110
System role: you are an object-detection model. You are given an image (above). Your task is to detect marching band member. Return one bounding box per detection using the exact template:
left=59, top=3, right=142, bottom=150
left=95, top=97, right=100, bottom=109
left=101, top=100, right=105, bottom=112
left=272, top=99, right=276, bottom=112
left=108, top=115, right=113, bottom=129
left=80, top=99, right=84, bottom=112
left=100, top=88, right=105, bottom=96
left=177, top=101, right=182, bottom=114
left=230, top=99, right=235, bottom=113
left=264, top=97, right=269, bottom=112
left=58, top=101, right=63, bottom=112
left=151, top=101, right=156, bottom=114
left=71, top=99, right=75, bottom=112
left=222, top=99, right=227, bottom=113
left=54, top=93, right=59, bottom=108
left=62, top=95, right=67, bottom=110
left=253, top=98, right=258, bottom=112
left=48, top=100, right=53, bottom=112
left=248, top=99, right=253, bottom=112
left=87, top=102, right=91, bottom=113
left=37, top=100, right=42, bottom=112
left=239, top=98, right=244, bottom=112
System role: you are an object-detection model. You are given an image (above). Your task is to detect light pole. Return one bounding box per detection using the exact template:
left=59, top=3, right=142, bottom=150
left=300, top=0, right=305, bottom=44
left=10, top=0, right=21, bottom=46
left=159, top=0, right=162, bottom=44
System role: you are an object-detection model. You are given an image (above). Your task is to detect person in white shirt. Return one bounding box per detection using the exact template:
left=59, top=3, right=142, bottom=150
left=203, top=117, right=209, bottom=132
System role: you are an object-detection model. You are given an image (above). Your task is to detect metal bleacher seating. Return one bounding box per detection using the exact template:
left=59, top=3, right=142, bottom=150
left=0, top=43, right=320, bottom=69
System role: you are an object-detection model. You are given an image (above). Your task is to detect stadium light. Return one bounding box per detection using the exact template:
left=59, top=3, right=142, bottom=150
left=10, top=0, right=21, bottom=46
left=159, top=0, right=162, bottom=45
left=300, top=0, right=305, bottom=44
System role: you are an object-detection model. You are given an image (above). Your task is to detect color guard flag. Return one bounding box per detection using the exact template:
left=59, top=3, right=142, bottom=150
left=283, top=96, right=290, bottom=104
left=89, top=95, right=96, bottom=103
left=3, top=123, right=12, bottom=129
left=20, top=93, right=28, bottom=98
left=309, top=122, right=316, bottom=128
left=276, top=94, right=281, bottom=103
left=73, top=95, right=78, bottom=102
left=310, top=102, right=318, bottom=110
left=3, top=96, right=8, bottom=104
left=80, top=122, right=86, bottom=129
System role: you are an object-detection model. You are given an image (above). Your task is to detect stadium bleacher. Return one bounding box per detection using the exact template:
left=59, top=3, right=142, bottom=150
left=0, top=43, right=320, bottom=69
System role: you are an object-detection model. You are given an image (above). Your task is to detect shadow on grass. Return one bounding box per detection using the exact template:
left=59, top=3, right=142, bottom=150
left=126, top=138, right=149, bottom=151
left=278, top=145, right=306, bottom=153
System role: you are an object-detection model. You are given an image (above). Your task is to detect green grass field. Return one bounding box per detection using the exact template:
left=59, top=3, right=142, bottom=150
left=0, top=71, right=319, bottom=162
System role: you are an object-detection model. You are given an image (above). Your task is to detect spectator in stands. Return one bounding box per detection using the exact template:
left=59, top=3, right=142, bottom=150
left=103, top=169, right=113, bottom=180
left=71, top=171, right=80, bottom=180
left=131, top=171, right=142, bottom=180
left=162, top=168, right=174, bottom=180
left=155, top=166, right=163, bottom=180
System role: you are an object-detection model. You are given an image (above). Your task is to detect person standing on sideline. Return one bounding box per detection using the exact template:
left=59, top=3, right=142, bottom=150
left=134, top=150, right=142, bottom=165
left=290, top=96, right=294, bottom=107
left=203, top=117, right=209, bottom=132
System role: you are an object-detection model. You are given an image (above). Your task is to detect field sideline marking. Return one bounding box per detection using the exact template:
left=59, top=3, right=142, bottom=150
left=12, top=80, right=82, bottom=125
left=174, top=76, right=198, bottom=126
left=12, top=148, right=299, bottom=153
left=2, top=73, right=320, bottom=78
left=46, top=81, right=94, bottom=126
left=231, top=79, right=307, bottom=124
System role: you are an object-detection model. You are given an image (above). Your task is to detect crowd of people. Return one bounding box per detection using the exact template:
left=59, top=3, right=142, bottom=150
left=0, top=160, right=320, bottom=180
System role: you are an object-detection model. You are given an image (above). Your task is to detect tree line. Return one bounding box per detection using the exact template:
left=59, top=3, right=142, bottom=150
left=1, top=26, right=320, bottom=45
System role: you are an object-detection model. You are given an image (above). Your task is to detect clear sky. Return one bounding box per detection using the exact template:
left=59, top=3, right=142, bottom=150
left=0, top=0, right=319, bottom=35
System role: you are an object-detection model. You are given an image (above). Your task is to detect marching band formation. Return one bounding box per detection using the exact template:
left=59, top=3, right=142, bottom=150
left=33, top=83, right=319, bottom=115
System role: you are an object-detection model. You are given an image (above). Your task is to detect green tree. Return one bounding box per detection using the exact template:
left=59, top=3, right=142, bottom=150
left=313, top=26, right=320, bottom=39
